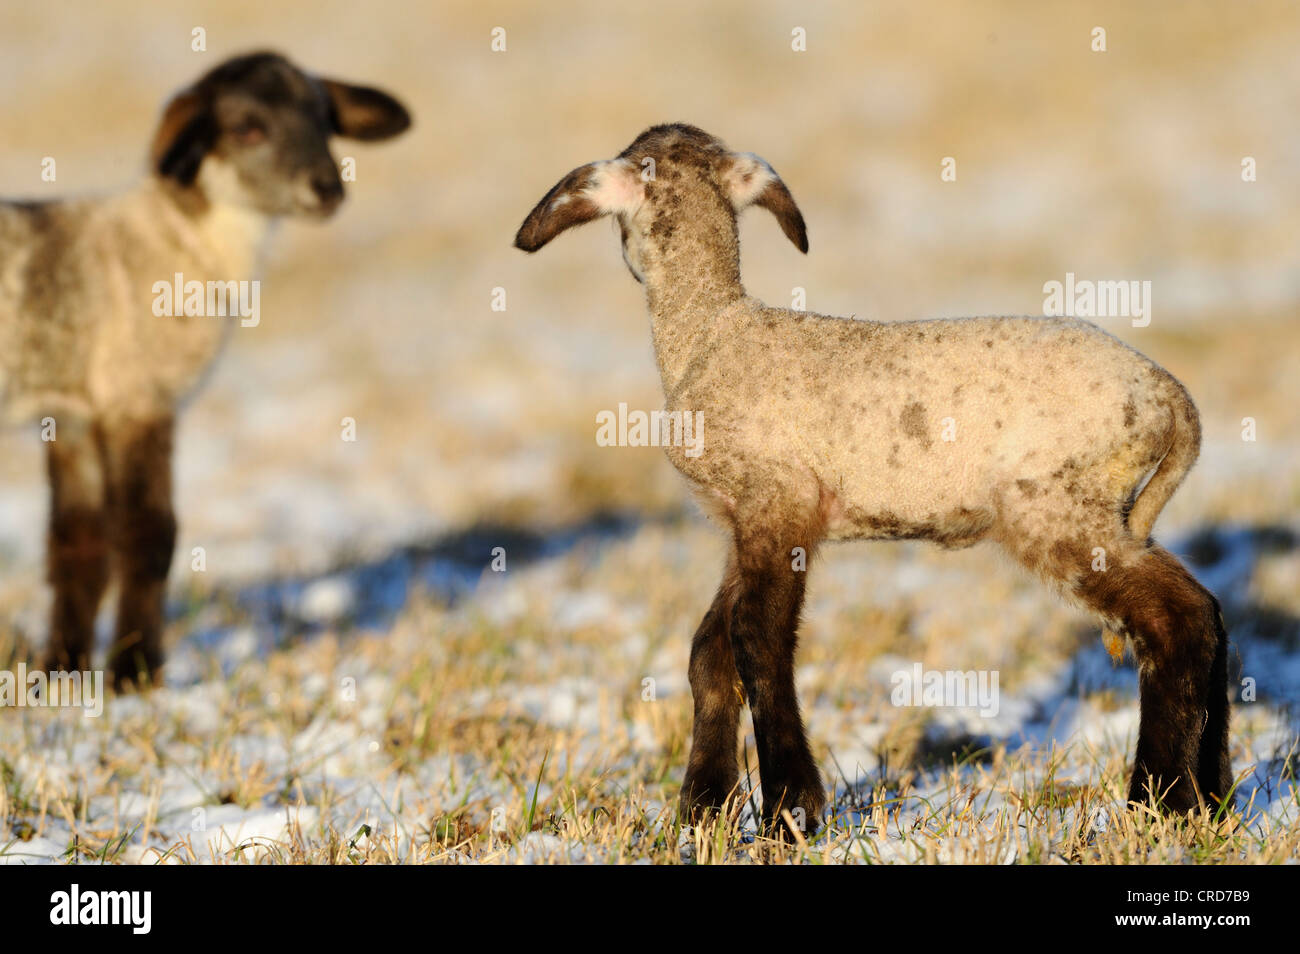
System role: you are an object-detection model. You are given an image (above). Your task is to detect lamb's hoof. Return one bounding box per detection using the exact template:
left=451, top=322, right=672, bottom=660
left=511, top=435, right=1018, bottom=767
left=39, top=656, right=79, bottom=678
left=678, top=775, right=739, bottom=827
left=763, top=786, right=827, bottom=840
left=110, top=657, right=163, bottom=694
left=1127, top=772, right=1200, bottom=816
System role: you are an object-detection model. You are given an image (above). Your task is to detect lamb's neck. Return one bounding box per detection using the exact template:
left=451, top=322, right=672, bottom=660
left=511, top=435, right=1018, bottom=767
left=137, top=178, right=275, bottom=279
left=644, top=236, right=745, bottom=393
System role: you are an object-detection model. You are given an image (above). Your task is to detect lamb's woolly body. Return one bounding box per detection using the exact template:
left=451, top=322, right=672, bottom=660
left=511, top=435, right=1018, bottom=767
left=517, top=122, right=1230, bottom=825
left=614, top=126, right=1196, bottom=575
left=0, top=177, right=268, bottom=424
left=666, top=305, right=1187, bottom=552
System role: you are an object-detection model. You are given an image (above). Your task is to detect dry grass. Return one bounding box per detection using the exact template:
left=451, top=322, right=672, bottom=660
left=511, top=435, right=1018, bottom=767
left=2, top=520, right=1297, bottom=864
left=0, top=1, right=1297, bottom=864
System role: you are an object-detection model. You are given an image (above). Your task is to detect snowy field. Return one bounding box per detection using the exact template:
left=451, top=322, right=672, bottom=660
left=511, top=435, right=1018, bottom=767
left=1, top=1, right=1298, bottom=864
left=4, top=518, right=1300, bottom=864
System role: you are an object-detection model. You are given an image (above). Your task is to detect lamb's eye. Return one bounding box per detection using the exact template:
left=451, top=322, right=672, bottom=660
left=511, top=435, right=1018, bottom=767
left=231, top=117, right=266, bottom=144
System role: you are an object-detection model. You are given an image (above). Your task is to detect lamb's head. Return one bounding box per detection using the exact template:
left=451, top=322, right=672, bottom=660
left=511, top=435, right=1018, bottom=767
left=150, top=51, right=410, bottom=218
left=514, top=124, right=806, bottom=284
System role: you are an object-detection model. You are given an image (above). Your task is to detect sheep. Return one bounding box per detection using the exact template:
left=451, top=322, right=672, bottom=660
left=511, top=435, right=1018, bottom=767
left=515, top=123, right=1231, bottom=832
left=0, top=52, right=410, bottom=689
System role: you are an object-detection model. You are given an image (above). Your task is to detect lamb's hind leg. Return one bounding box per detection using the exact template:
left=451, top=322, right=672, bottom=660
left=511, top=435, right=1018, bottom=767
left=728, top=521, right=825, bottom=835
left=679, top=552, right=742, bottom=823
left=1196, top=593, right=1232, bottom=805
left=102, top=415, right=177, bottom=691
left=1073, top=543, right=1230, bottom=813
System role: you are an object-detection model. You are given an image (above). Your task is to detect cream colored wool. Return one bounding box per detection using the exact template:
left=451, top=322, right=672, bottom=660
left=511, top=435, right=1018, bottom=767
left=517, top=124, right=1198, bottom=612
left=0, top=179, right=264, bottom=426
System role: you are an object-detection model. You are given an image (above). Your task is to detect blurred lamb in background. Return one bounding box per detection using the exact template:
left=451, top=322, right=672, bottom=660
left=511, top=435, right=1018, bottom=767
left=0, top=51, right=410, bottom=688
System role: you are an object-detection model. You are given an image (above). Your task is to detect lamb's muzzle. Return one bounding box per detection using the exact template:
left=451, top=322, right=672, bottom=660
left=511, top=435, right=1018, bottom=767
left=515, top=122, right=1231, bottom=832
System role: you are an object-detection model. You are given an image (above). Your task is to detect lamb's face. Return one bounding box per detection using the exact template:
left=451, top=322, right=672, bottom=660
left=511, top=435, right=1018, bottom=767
left=609, top=126, right=731, bottom=281
left=150, top=52, right=410, bottom=218
left=196, top=59, right=347, bottom=218
left=515, top=123, right=808, bottom=276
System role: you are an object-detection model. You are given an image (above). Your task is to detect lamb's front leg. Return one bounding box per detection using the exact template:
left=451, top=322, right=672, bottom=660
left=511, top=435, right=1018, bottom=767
left=680, top=553, right=743, bottom=823
left=42, top=419, right=110, bottom=673
left=729, top=528, right=825, bottom=836
left=102, top=415, right=176, bottom=691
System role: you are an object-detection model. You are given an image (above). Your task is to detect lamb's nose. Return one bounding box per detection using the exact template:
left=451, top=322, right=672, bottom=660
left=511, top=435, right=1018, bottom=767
left=311, top=172, right=344, bottom=206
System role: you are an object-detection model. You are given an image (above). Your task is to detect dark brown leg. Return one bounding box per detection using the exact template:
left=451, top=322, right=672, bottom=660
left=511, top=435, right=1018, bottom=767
left=679, top=553, right=742, bottom=822
left=729, top=528, right=825, bottom=835
left=1077, top=545, right=1229, bottom=813
left=102, top=416, right=176, bottom=691
left=1196, top=596, right=1232, bottom=808
left=41, top=419, right=109, bottom=672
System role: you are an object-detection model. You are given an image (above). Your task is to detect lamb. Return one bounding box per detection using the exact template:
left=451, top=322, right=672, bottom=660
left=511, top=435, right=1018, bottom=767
left=515, top=123, right=1230, bottom=831
left=0, top=52, right=410, bottom=689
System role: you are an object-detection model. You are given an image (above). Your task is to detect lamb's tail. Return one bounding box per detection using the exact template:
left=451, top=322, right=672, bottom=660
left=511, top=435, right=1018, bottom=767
left=1128, top=382, right=1202, bottom=544
left=1103, top=379, right=1201, bottom=663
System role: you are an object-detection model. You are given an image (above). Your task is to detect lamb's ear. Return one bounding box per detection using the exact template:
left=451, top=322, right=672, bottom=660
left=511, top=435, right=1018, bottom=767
left=723, top=152, right=808, bottom=253
left=515, top=159, right=642, bottom=252
left=319, top=78, right=411, bottom=140
left=151, top=91, right=217, bottom=186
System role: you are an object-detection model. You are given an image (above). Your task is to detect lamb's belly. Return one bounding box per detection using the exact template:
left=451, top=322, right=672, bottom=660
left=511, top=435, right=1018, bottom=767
left=821, top=459, right=996, bottom=547
left=0, top=327, right=94, bottom=425
left=0, top=389, right=94, bottom=426
left=88, top=312, right=232, bottom=413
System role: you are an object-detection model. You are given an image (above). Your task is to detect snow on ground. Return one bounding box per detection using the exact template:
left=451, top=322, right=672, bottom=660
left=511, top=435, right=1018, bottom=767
left=2, top=516, right=1297, bottom=864
left=0, top=1, right=1298, bottom=863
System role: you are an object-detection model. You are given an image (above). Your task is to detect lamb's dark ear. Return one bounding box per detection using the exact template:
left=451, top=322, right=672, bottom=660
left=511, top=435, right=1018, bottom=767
left=724, top=152, right=808, bottom=253
left=151, top=91, right=216, bottom=186
left=319, top=78, right=411, bottom=140
left=515, top=159, right=641, bottom=252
